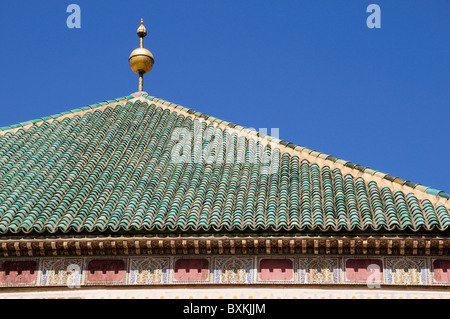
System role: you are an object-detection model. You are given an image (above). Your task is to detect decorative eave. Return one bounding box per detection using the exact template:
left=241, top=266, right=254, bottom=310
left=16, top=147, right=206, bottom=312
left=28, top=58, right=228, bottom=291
left=0, top=234, right=448, bottom=257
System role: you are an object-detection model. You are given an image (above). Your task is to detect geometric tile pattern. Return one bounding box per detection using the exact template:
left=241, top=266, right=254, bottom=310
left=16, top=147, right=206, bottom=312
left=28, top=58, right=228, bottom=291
left=298, top=257, right=340, bottom=284
left=129, top=257, right=169, bottom=285
left=40, top=258, right=83, bottom=287
left=214, top=257, right=253, bottom=284
left=385, top=257, right=428, bottom=285
left=0, top=256, right=448, bottom=288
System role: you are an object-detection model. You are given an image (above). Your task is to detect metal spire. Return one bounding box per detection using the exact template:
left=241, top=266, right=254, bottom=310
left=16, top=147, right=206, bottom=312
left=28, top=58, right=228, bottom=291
left=129, top=19, right=154, bottom=92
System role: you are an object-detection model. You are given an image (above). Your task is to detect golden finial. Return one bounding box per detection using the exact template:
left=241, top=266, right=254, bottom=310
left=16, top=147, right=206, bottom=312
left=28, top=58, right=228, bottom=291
left=129, top=19, right=154, bottom=92
left=137, top=19, right=147, bottom=38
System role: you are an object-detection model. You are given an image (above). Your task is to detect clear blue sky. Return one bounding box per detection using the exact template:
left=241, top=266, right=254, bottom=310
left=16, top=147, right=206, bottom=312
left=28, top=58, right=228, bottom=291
left=0, top=1, right=448, bottom=192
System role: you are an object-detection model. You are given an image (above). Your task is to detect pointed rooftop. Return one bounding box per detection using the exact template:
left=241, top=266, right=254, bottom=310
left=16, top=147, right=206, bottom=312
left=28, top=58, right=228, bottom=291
left=0, top=93, right=448, bottom=236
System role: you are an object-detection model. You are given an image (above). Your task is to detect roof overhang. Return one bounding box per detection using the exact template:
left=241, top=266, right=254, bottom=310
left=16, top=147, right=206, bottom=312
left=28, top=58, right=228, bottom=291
left=0, top=234, right=448, bottom=257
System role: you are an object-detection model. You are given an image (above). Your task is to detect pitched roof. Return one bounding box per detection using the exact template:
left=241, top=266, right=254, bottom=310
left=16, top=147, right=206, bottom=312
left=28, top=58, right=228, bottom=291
left=0, top=94, right=448, bottom=236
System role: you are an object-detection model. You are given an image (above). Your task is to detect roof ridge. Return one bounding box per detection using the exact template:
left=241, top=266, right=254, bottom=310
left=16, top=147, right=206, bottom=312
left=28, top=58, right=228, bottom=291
left=141, top=94, right=450, bottom=202
left=0, top=95, right=136, bottom=135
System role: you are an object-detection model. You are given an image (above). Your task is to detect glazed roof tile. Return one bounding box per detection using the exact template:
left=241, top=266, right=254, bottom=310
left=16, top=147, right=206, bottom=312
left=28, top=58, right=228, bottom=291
left=0, top=94, right=448, bottom=235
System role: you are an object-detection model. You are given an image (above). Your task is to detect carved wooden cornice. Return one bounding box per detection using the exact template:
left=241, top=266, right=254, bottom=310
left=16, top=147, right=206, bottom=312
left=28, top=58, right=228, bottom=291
left=0, top=235, right=447, bottom=257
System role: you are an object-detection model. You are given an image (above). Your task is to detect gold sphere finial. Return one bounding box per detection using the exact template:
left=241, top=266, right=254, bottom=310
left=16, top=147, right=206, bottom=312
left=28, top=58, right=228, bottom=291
left=129, top=19, right=154, bottom=91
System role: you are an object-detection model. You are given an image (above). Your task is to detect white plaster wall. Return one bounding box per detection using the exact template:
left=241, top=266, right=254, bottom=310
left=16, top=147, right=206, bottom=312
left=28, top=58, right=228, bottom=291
left=0, top=286, right=448, bottom=299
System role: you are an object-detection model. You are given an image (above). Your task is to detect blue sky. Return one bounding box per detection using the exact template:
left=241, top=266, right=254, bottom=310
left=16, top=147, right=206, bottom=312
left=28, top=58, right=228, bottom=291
left=0, top=1, right=449, bottom=192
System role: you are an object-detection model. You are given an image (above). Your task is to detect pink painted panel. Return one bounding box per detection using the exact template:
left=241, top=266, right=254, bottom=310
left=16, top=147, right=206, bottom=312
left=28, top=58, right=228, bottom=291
left=433, top=260, right=450, bottom=283
left=0, top=261, right=37, bottom=284
left=259, top=259, right=293, bottom=281
left=346, top=259, right=383, bottom=282
left=174, top=259, right=209, bottom=281
left=87, top=259, right=125, bottom=282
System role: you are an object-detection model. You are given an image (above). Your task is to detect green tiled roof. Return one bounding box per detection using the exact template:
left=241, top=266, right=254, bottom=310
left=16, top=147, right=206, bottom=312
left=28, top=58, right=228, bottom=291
left=0, top=95, right=448, bottom=235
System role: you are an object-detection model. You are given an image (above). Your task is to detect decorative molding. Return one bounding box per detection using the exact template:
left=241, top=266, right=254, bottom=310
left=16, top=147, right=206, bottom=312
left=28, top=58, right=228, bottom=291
left=0, top=256, right=448, bottom=289
left=299, top=257, right=340, bottom=284
left=0, top=236, right=448, bottom=257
